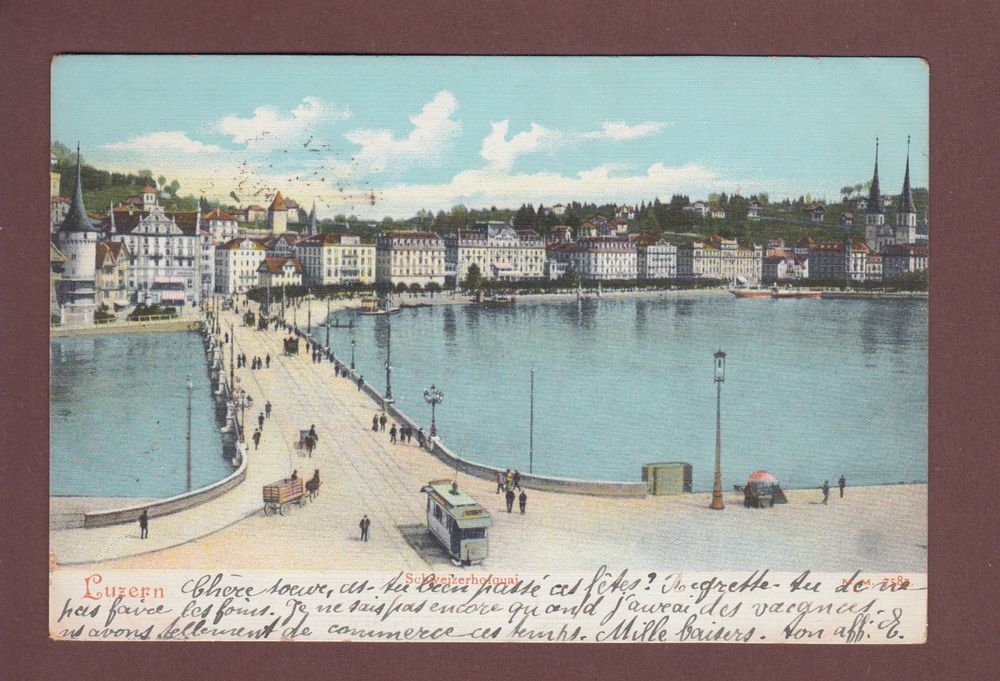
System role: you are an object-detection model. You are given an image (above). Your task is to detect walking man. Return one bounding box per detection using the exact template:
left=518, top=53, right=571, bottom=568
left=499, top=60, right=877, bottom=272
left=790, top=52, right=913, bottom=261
left=266, top=353, right=270, bottom=369
left=265, top=401, right=272, bottom=419
left=519, top=489, right=527, bottom=514
left=359, top=515, right=371, bottom=542
left=379, top=413, right=387, bottom=431
left=253, top=428, right=261, bottom=450
left=389, top=424, right=397, bottom=443
left=372, top=414, right=379, bottom=432
left=496, top=471, right=504, bottom=494
left=357, top=375, right=364, bottom=391
left=821, top=480, right=830, bottom=505
left=513, top=469, right=522, bottom=490
left=258, top=412, right=265, bottom=430
left=505, top=488, right=515, bottom=514
left=838, top=475, right=846, bottom=498
left=139, top=509, right=149, bottom=539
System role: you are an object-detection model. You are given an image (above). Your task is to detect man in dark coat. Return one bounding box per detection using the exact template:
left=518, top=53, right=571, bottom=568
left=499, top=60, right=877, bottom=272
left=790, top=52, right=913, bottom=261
left=838, top=475, right=846, bottom=498
left=360, top=515, right=371, bottom=542
left=379, top=413, right=387, bottom=431
left=139, top=509, right=149, bottom=539
left=505, top=488, right=515, bottom=513
left=821, top=480, right=830, bottom=505
left=519, top=490, right=527, bottom=514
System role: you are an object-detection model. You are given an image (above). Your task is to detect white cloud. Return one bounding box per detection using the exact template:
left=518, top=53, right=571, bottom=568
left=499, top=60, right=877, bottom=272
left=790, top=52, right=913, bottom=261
left=582, top=120, right=670, bottom=141
left=480, top=120, right=564, bottom=170
left=103, top=131, right=221, bottom=154
left=216, top=96, right=350, bottom=150
left=344, top=90, right=460, bottom=174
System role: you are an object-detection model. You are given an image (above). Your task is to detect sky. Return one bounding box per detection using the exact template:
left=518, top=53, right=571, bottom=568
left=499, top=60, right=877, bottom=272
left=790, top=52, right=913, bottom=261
left=52, top=56, right=928, bottom=219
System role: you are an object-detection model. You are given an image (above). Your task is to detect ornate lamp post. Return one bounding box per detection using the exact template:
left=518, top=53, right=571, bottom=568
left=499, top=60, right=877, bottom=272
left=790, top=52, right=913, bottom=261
left=424, top=384, right=443, bottom=437
left=307, top=290, right=312, bottom=334
left=229, top=322, right=235, bottom=390
left=186, top=374, right=193, bottom=492
left=710, top=349, right=726, bottom=511
left=351, top=338, right=356, bottom=370
left=236, top=388, right=253, bottom=442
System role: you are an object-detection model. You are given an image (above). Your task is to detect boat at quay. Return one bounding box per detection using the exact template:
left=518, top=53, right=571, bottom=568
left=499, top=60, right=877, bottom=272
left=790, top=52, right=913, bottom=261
left=731, top=287, right=822, bottom=299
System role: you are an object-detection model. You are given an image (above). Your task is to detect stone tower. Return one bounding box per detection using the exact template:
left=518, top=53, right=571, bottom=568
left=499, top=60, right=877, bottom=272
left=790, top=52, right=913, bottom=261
left=268, top=191, right=288, bottom=235
left=895, top=136, right=918, bottom=246
left=308, top=200, right=318, bottom=236
left=864, top=138, right=887, bottom=252
left=56, top=144, right=99, bottom=324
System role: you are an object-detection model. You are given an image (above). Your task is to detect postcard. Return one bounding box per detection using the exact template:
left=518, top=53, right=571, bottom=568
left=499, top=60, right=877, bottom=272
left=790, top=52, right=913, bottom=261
left=49, top=55, right=927, bottom=643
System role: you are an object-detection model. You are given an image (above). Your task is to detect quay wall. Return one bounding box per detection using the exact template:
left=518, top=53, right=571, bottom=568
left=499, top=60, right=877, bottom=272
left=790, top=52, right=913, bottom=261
left=81, top=326, right=247, bottom=528
left=51, top=318, right=202, bottom=338
left=292, top=324, right=647, bottom=498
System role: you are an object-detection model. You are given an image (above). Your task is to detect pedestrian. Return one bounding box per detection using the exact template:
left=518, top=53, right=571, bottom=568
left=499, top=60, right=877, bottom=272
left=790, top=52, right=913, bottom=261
left=821, top=480, right=830, bottom=505
left=305, top=435, right=314, bottom=457
left=505, top=488, right=515, bottom=513
left=266, top=354, right=271, bottom=368
left=379, top=413, right=387, bottom=431
left=224, top=332, right=229, bottom=343
left=389, top=424, right=397, bottom=443
left=258, top=412, right=265, bottom=430
left=417, top=428, right=426, bottom=448
left=253, top=428, right=261, bottom=450
left=357, top=375, right=364, bottom=391
left=519, top=489, right=527, bottom=514
left=291, top=469, right=298, bottom=480
left=360, top=515, right=371, bottom=542
left=139, top=509, right=149, bottom=539
left=265, top=401, right=272, bottom=419
left=496, top=471, right=504, bottom=494
left=838, top=475, right=846, bottom=498
left=372, top=414, right=379, bottom=432
left=513, top=469, right=522, bottom=490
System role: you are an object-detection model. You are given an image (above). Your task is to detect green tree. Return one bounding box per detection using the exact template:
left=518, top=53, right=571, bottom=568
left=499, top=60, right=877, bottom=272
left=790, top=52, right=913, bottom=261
left=408, top=282, right=423, bottom=294
left=168, top=179, right=180, bottom=196
left=464, top=263, right=483, bottom=291
left=560, top=271, right=580, bottom=289
left=425, top=281, right=442, bottom=298
left=157, top=175, right=167, bottom=189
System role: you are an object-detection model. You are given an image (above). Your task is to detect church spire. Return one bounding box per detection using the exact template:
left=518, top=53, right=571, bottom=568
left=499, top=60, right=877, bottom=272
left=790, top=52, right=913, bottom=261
left=866, top=137, right=883, bottom=215
left=898, top=135, right=916, bottom=214
left=309, top=201, right=318, bottom=235
left=59, top=143, right=97, bottom=233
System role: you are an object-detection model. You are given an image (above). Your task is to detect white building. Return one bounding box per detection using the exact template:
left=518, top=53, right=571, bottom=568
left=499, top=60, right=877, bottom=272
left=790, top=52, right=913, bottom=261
left=105, top=198, right=203, bottom=307
left=748, top=200, right=762, bottom=220
left=677, top=237, right=763, bottom=286
left=762, top=253, right=809, bottom=282
left=808, top=241, right=869, bottom=282
left=215, top=237, right=267, bottom=294
left=635, top=238, right=678, bottom=280
left=375, top=231, right=446, bottom=287
left=571, top=237, right=638, bottom=281
left=257, top=257, right=304, bottom=288
left=444, top=222, right=546, bottom=282
left=296, top=232, right=376, bottom=285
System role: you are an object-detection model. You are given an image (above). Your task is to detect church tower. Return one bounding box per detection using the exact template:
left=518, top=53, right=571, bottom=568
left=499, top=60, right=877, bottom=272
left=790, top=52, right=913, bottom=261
left=142, top=184, right=157, bottom=211
left=864, top=138, right=887, bottom=252
left=308, top=200, right=318, bottom=236
left=268, top=191, right=288, bottom=234
left=56, top=144, right=99, bottom=324
left=895, top=136, right=918, bottom=246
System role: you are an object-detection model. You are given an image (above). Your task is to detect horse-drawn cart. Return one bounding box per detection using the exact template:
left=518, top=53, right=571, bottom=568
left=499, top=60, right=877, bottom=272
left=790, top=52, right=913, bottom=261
left=263, top=478, right=306, bottom=515
left=283, top=337, right=300, bottom=356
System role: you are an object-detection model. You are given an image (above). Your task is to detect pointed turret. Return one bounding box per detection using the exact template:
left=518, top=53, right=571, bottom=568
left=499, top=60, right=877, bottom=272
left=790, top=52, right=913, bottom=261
left=59, top=144, right=97, bottom=233
left=897, top=135, right=916, bottom=214
left=309, top=201, right=318, bottom=235
left=866, top=137, right=883, bottom=215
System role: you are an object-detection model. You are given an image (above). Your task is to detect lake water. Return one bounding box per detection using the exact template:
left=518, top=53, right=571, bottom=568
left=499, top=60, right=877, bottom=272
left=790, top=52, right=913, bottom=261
left=50, top=332, right=230, bottom=498
left=333, top=294, right=927, bottom=491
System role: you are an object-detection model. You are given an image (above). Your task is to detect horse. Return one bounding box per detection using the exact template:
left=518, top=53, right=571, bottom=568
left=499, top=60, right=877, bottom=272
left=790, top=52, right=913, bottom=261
left=305, top=469, right=322, bottom=500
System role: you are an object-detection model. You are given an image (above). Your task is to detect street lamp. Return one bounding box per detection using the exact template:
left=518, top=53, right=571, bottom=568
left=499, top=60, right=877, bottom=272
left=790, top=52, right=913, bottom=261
left=384, top=320, right=393, bottom=403
left=710, top=349, right=726, bottom=511
left=424, top=384, right=443, bottom=437
left=236, top=388, right=253, bottom=442
left=229, top=322, right=235, bottom=391
left=186, top=374, right=193, bottom=492
left=351, top=338, right=356, bottom=370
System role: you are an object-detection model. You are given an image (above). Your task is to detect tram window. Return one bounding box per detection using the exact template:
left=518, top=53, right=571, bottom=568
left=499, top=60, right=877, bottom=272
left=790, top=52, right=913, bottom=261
left=463, top=528, right=485, bottom=539
left=433, top=505, right=443, bottom=521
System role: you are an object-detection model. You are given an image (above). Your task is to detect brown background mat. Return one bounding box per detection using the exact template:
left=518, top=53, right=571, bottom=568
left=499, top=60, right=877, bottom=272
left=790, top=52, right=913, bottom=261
left=3, top=0, right=998, bottom=678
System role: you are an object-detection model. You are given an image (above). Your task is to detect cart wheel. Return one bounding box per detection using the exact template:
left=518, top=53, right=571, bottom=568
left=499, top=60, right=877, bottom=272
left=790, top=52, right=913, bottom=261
left=264, top=504, right=273, bottom=516
left=278, top=504, right=284, bottom=516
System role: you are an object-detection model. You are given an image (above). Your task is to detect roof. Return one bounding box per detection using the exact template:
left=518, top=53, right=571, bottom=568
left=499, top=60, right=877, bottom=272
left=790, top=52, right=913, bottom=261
left=204, top=208, right=236, bottom=221
left=269, top=191, right=287, bottom=211
left=59, top=146, right=98, bottom=234
left=381, top=230, right=440, bottom=239
left=259, top=257, right=303, bottom=274
left=897, top=145, right=916, bottom=213
left=882, top=244, right=929, bottom=256
left=142, top=185, right=155, bottom=193
left=103, top=209, right=200, bottom=236
left=867, top=139, right=884, bottom=214
left=299, top=232, right=365, bottom=246
left=283, top=198, right=300, bottom=209
left=221, top=237, right=267, bottom=251
left=247, top=204, right=266, bottom=211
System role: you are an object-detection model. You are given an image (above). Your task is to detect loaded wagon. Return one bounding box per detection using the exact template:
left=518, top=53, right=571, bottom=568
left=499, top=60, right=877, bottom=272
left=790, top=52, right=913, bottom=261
left=283, top=337, right=300, bottom=356
left=263, top=477, right=306, bottom=515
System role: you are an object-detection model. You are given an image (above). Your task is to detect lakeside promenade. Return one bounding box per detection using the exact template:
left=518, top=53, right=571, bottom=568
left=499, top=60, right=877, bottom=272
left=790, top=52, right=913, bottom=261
left=51, top=304, right=927, bottom=573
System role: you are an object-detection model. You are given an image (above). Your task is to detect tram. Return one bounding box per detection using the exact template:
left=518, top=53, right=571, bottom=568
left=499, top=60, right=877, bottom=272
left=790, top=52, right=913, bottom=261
left=420, top=479, right=493, bottom=565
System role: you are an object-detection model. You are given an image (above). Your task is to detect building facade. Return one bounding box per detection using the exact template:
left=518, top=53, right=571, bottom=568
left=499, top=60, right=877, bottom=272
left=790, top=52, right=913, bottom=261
left=444, top=222, right=546, bottom=282
left=882, top=244, right=929, bottom=280
left=215, top=237, right=267, bottom=294
left=257, top=257, right=304, bottom=288
left=105, top=201, right=203, bottom=307
left=94, top=242, right=130, bottom=309
left=55, top=148, right=99, bottom=324
left=296, top=233, right=376, bottom=285
left=677, top=237, right=763, bottom=285
left=635, top=238, right=678, bottom=280
left=571, top=237, right=638, bottom=281
left=375, top=231, right=446, bottom=287
left=268, top=192, right=288, bottom=234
